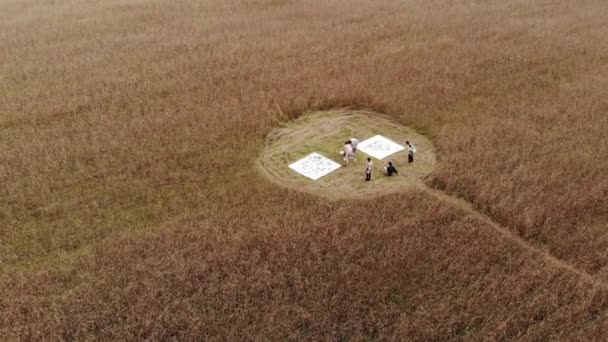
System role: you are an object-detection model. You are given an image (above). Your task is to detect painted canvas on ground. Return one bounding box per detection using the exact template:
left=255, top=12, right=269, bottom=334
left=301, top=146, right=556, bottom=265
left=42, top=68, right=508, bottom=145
left=357, top=135, right=405, bottom=159
left=288, top=153, right=341, bottom=180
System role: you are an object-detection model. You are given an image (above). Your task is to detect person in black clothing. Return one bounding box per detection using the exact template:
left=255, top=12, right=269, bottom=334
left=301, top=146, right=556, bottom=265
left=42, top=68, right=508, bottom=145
left=384, top=161, right=398, bottom=176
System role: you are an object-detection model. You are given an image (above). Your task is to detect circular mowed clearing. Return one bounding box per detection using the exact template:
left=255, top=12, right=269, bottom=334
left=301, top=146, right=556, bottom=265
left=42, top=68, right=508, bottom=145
left=258, top=109, right=437, bottom=199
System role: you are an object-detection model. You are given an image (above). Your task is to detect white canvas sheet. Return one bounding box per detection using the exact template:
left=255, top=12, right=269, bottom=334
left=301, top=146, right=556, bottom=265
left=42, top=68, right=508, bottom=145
left=288, top=153, right=341, bottom=180
left=357, top=135, right=405, bottom=160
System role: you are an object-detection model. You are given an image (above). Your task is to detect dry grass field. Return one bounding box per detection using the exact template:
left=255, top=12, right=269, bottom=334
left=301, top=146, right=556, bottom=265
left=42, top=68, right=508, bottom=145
left=1, top=0, right=608, bottom=340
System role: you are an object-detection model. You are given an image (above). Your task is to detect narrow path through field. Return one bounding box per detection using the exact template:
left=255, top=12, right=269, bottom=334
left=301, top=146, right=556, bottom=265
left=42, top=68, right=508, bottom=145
left=420, top=185, right=608, bottom=290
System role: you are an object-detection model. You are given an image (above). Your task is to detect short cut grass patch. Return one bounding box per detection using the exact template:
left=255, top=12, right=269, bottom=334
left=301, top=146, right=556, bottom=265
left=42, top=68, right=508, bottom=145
left=258, top=109, right=437, bottom=199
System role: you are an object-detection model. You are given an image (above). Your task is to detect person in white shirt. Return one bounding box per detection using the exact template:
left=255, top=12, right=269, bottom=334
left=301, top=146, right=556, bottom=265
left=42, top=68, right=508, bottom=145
left=342, top=141, right=354, bottom=164
left=406, top=141, right=416, bottom=163
left=349, top=138, right=359, bottom=153
left=365, top=157, right=373, bottom=181
left=347, top=138, right=359, bottom=162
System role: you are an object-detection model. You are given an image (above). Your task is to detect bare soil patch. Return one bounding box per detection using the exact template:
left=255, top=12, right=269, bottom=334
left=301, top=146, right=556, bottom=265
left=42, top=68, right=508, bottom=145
left=258, top=109, right=437, bottom=199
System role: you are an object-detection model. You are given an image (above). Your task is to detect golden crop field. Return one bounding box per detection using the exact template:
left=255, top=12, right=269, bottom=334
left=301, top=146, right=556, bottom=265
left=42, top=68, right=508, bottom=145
left=1, top=0, right=608, bottom=340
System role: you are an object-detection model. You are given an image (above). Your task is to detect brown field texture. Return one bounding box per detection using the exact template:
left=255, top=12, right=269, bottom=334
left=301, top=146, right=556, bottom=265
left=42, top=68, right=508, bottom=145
left=1, top=0, right=607, bottom=340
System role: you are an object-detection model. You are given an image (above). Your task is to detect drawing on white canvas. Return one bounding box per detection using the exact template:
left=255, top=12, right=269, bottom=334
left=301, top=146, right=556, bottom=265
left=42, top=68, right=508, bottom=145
left=357, top=135, right=405, bottom=160
left=288, top=153, right=341, bottom=180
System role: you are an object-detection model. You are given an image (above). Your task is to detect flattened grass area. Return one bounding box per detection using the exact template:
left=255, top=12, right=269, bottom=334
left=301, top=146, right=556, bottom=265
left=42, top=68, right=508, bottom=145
left=258, top=109, right=436, bottom=199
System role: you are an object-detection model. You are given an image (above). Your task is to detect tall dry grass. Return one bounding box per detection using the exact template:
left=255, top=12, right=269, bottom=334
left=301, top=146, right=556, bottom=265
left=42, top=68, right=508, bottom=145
left=1, top=0, right=608, bottom=339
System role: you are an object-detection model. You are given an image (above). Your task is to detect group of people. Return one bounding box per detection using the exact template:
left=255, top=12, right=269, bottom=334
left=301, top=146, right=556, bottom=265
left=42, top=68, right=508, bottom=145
left=364, top=159, right=398, bottom=181
left=341, top=138, right=416, bottom=182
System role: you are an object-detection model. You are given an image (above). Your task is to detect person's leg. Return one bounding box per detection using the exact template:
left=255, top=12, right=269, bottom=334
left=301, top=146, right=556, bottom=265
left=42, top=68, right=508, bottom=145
left=408, top=154, right=413, bottom=163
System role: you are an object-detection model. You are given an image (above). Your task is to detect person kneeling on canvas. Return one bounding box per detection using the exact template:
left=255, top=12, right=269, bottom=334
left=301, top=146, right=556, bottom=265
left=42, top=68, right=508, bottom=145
left=365, top=157, right=373, bottom=181
left=384, top=161, right=398, bottom=176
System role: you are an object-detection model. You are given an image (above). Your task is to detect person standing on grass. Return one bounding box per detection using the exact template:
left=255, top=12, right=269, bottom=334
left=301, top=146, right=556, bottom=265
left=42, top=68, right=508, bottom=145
left=407, top=141, right=416, bottom=163
left=349, top=138, right=359, bottom=154
left=365, top=157, right=373, bottom=181
left=384, top=161, right=398, bottom=176
left=343, top=140, right=354, bottom=164
left=348, top=138, right=359, bottom=161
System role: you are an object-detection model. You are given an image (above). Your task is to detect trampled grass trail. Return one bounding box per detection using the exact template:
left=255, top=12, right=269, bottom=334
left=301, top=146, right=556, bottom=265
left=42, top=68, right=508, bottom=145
left=421, top=185, right=608, bottom=290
